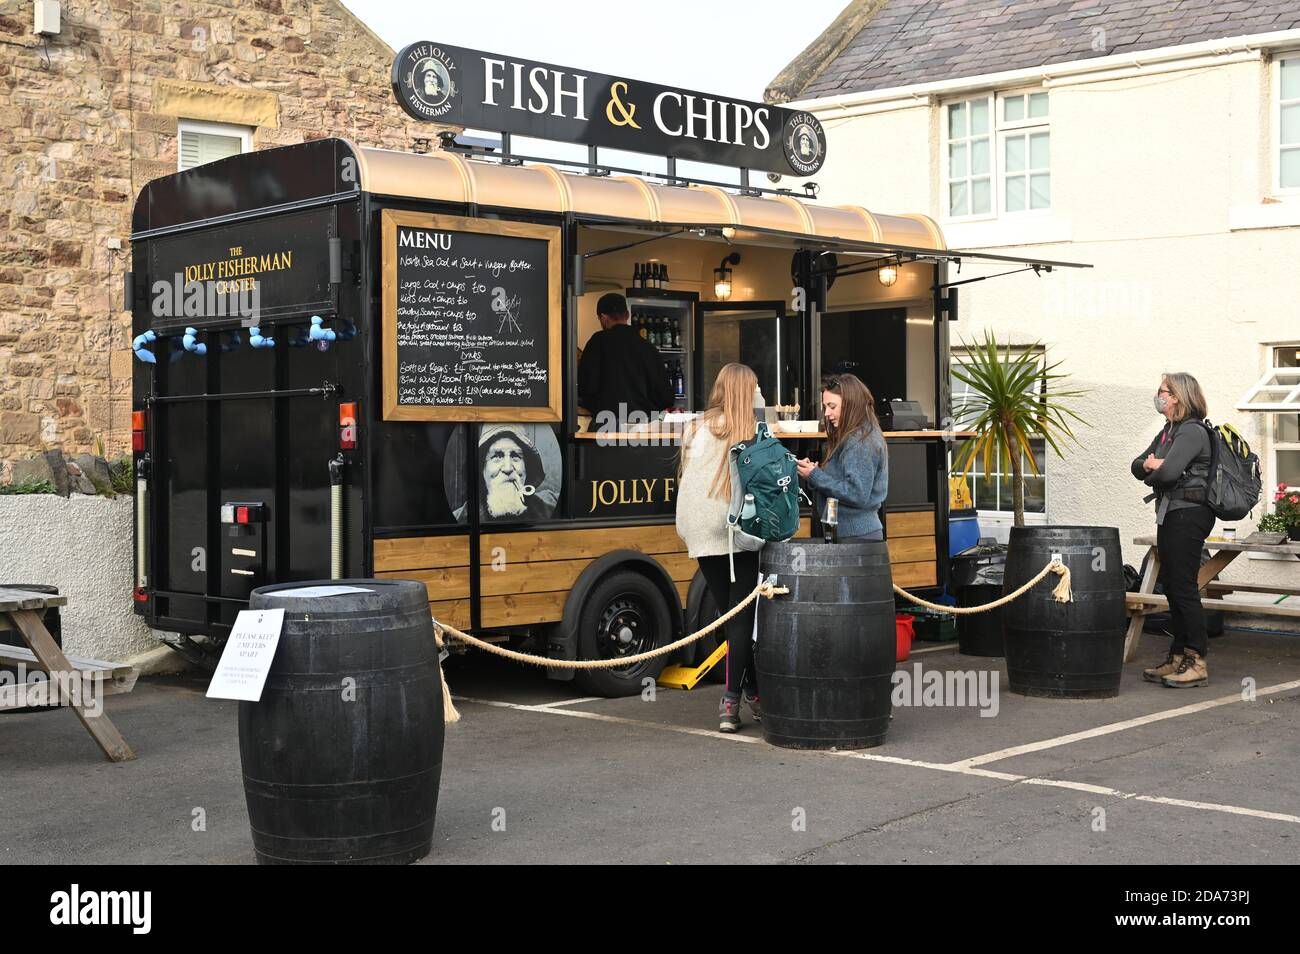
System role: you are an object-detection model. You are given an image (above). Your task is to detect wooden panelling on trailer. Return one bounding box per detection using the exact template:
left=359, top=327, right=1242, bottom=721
left=375, top=506, right=938, bottom=629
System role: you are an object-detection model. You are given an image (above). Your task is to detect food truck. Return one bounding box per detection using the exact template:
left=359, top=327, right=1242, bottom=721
left=129, top=43, right=1084, bottom=694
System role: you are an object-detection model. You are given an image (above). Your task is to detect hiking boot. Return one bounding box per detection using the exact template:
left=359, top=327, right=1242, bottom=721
left=718, top=695, right=741, bottom=733
left=1143, top=652, right=1184, bottom=683
left=743, top=691, right=761, bottom=724
left=1162, top=649, right=1208, bottom=688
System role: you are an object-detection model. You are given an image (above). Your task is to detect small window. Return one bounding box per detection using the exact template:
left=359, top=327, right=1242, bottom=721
left=1279, top=55, right=1300, bottom=191
left=945, top=97, right=993, bottom=218
left=177, top=119, right=251, bottom=172
left=943, top=89, right=1049, bottom=220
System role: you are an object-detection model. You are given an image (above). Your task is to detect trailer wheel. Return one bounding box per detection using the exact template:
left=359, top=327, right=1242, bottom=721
left=574, top=570, right=672, bottom=697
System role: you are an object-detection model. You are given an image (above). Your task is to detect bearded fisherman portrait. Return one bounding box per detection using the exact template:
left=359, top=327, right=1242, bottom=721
left=454, top=424, right=558, bottom=522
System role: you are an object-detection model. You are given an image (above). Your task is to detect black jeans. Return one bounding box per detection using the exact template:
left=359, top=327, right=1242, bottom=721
left=697, top=551, right=761, bottom=697
left=1156, top=504, right=1216, bottom=657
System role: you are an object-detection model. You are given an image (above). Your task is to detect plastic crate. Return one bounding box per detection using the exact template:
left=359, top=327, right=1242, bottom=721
left=907, top=607, right=958, bottom=642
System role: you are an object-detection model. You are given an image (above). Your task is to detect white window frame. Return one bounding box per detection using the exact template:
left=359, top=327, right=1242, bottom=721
left=942, top=88, right=1051, bottom=222
left=943, top=94, right=995, bottom=222
left=948, top=346, right=1049, bottom=520
left=177, top=119, right=252, bottom=172
left=1261, top=344, right=1300, bottom=494
left=1276, top=53, right=1300, bottom=196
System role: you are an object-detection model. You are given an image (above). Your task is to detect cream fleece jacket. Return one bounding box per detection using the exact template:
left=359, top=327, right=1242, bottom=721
left=675, top=423, right=733, bottom=558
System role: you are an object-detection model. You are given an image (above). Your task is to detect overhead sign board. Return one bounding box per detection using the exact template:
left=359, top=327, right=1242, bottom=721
left=392, top=41, right=827, bottom=177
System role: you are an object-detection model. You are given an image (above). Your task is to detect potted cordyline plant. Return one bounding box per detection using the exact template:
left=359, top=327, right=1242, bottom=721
left=950, top=331, right=1087, bottom=528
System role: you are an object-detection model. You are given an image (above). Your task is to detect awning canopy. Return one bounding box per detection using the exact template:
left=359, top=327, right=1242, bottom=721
left=354, top=145, right=1089, bottom=271
left=1237, top=366, right=1300, bottom=413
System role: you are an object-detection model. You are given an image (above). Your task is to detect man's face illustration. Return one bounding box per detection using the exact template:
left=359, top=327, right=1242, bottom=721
left=484, top=436, right=528, bottom=516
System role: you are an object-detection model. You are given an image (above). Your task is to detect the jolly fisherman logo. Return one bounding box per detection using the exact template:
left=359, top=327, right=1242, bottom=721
left=782, top=112, right=826, bottom=175
left=394, top=44, right=458, bottom=120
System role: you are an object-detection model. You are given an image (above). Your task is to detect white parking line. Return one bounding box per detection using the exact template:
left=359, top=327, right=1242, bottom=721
left=454, top=694, right=1300, bottom=827
left=950, top=678, right=1300, bottom=768
left=531, top=697, right=603, bottom=709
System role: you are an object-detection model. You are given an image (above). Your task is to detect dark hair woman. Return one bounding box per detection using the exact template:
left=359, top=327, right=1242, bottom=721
left=795, top=373, right=889, bottom=540
left=1132, top=371, right=1214, bottom=688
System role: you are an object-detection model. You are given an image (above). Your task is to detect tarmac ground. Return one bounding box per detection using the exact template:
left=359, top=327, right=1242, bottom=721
left=2, top=627, right=1298, bottom=864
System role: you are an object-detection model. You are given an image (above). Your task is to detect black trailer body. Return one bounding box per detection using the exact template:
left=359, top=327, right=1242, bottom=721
left=129, top=138, right=1086, bottom=688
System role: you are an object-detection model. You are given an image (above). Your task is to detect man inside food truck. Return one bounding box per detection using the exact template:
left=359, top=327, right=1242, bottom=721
left=578, top=292, right=675, bottom=430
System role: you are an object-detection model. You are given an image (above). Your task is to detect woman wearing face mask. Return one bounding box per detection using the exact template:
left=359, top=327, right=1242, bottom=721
left=1131, top=372, right=1214, bottom=688
left=795, top=373, right=889, bottom=541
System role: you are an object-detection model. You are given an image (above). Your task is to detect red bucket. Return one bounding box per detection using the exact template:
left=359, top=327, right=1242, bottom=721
left=895, top=614, right=915, bottom=663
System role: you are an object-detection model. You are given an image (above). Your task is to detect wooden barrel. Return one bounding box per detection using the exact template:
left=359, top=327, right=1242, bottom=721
left=1002, top=526, right=1126, bottom=698
left=240, top=579, right=444, bottom=865
left=757, top=541, right=896, bottom=749
left=957, top=585, right=1005, bottom=657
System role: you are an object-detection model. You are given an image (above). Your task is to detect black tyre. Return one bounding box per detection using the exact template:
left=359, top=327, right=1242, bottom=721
left=691, top=582, right=727, bottom=684
left=575, top=570, right=673, bottom=697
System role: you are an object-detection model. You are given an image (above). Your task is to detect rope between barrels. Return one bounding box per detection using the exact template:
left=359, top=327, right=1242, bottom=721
left=429, top=559, right=1068, bottom=724
left=893, top=559, right=1073, bottom=614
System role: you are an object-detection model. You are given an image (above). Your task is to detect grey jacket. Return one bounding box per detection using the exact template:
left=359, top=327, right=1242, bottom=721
left=1131, top=420, right=1212, bottom=524
left=806, top=427, right=889, bottom=537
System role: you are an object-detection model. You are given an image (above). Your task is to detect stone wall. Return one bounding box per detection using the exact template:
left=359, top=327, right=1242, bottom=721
left=0, top=0, right=430, bottom=466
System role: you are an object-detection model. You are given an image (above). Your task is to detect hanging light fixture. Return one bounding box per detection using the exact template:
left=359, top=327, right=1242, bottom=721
left=877, top=259, right=899, bottom=287
left=714, top=252, right=741, bottom=300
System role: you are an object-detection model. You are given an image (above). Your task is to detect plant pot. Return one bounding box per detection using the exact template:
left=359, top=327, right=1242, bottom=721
left=1289, top=525, right=1300, bottom=542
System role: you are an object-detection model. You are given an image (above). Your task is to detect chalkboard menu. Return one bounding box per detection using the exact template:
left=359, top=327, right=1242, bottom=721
left=382, top=210, right=562, bottom=422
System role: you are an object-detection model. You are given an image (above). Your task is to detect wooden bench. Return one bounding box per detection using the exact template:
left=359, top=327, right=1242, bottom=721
left=1123, top=536, right=1300, bottom=662
left=0, top=586, right=136, bottom=762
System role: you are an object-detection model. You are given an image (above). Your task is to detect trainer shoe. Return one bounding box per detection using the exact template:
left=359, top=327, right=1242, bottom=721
left=1143, top=652, right=1183, bottom=683
left=1161, top=649, right=1208, bottom=688
left=743, top=691, right=761, bottom=724
left=718, top=694, right=741, bottom=733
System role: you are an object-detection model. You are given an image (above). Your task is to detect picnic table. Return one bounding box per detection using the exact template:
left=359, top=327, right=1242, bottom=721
left=0, top=586, right=137, bottom=761
left=1123, top=535, right=1300, bottom=662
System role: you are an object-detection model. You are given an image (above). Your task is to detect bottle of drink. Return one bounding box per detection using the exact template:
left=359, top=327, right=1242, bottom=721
left=662, top=263, right=671, bottom=288
left=638, top=313, right=648, bottom=340
left=741, top=493, right=756, bottom=526
left=632, top=263, right=640, bottom=289
left=676, top=362, right=685, bottom=397
left=654, top=263, right=664, bottom=289
left=672, top=316, right=682, bottom=348
left=822, top=498, right=839, bottom=544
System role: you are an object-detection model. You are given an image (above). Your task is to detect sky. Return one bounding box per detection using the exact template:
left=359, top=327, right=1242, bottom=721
left=343, top=0, right=849, bottom=181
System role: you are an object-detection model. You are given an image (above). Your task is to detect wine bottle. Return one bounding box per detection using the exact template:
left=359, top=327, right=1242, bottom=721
left=632, top=263, right=640, bottom=289
left=672, top=316, right=681, bottom=349
left=662, top=263, right=671, bottom=288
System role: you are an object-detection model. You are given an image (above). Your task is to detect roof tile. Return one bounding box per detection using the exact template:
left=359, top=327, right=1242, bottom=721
left=788, top=0, right=1296, bottom=98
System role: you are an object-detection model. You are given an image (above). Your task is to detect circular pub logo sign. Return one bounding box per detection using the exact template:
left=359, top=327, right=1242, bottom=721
left=392, top=42, right=459, bottom=121
left=782, top=111, right=827, bottom=176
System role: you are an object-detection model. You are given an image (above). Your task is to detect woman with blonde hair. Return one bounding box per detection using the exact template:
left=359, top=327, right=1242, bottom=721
left=676, top=363, right=763, bottom=732
left=1131, top=372, right=1214, bottom=688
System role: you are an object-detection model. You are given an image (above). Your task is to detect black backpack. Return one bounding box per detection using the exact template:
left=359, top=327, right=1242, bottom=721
left=1195, top=420, right=1261, bottom=521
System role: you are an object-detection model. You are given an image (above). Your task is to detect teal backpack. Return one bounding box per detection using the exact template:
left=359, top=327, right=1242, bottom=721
left=726, top=422, right=800, bottom=579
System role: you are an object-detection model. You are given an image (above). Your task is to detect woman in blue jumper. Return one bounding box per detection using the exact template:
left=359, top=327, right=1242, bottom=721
left=795, top=373, right=889, bottom=540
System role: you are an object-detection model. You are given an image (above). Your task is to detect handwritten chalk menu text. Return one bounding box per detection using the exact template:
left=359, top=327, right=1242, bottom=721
left=382, top=211, right=562, bottom=422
